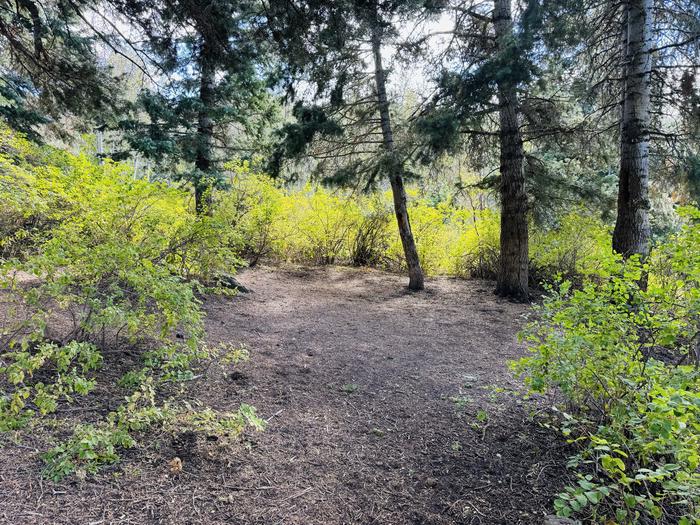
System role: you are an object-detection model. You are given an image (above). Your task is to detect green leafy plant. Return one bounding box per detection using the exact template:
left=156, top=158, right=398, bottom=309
left=340, top=383, right=359, bottom=394
left=0, top=340, right=102, bottom=430
left=42, top=375, right=266, bottom=481
left=530, top=211, right=614, bottom=285
left=0, top=126, right=264, bottom=480
left=514, top=208, right=700, bottom=523
left=42, top=424, right=136, bottom=481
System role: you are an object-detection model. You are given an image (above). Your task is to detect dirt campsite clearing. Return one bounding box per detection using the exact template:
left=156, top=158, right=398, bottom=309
left=0, top=266, right=570, bottom=525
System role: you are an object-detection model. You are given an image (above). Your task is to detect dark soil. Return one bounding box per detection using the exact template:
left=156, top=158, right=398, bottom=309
left=0, top=266, right=570, bottom=524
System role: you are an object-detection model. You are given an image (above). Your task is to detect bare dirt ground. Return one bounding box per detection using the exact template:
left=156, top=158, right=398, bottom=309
left=0, top=266, right=569, bottom=525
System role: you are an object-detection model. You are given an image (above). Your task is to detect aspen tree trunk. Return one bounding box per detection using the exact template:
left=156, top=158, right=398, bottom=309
left=195, top=38, right=215, bottom=216
left=612, top=0, right=653, bottom=258
left=370, top=21, right=425, bottom=291
left=493, top=0, right=529, bottom=301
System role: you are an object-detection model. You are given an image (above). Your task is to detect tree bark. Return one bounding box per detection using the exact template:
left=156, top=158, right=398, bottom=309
left=612, top=0, right=653, bottom=259
left=370, top=21, right=425, bottom=291
left=195, top=37, right=215, bottom=216
left=493, top=0, right=529, bottom=301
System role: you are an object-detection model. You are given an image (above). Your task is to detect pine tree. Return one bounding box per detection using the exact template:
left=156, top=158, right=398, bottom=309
left=492, top=0, right=528, bottom=300
left=414, top=0, right=542, bottom=300
left=266, top=0, right=432, bottom=290
left=116, top=0, right=273, bottom=214
left=0, top=0, right=120, bottom=137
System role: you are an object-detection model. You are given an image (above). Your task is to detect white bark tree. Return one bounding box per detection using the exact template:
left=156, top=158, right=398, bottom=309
left=612, top=0, right=654, bottom=258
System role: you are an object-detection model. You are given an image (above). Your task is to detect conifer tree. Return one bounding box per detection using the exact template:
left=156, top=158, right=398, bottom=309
left=415, top=0, right=541, bottom=300
left=0, top=0, right=120, bottom=137
left=115, top=0, right=273, bottom=214
left=266, top=0, right=432, bottom=290
left=492, top=0, right=528, bottom=299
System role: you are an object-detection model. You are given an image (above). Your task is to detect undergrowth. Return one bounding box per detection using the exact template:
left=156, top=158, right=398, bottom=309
left=514, top=207, right=700, bottom=524
left=0, top=126, right=262, bottom=480
left=222, top=161, right=613, bottom=282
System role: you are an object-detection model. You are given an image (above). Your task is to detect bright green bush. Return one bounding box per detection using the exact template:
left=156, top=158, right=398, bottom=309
left=1, top=144, right=206, bottom=349
left=449, top=208, right=501, bottom=278
left=215, top=165, right=614, bottom=283
left=274, top=185, right=363, bottom=264
left=42, top=423, right=137, bottom=481
left=0, top=128, right=616, bottom=286
left=0, top=126, right=262, bottom=479
left=530, top=212, right=614, bottom=283
left=514, top=208, right=700, bottom=524
left=220, top=160, right=285, bottom=266
left=350, top=196, right=393, bottom=267
left=0, top=127, right=63, bottom=259
left=0, top=340, right=102, bottom=430
left=385, top=197, right=454, bottom=274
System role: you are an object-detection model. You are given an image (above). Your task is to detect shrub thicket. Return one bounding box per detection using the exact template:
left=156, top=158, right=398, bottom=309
left=222, top=166, right=613, bottom=282
left=0, top=127, right=263, bottom=480
left=514, top=208, right=700, bottom=524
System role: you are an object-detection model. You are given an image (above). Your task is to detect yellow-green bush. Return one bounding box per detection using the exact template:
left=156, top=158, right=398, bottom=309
left=219, top=168, right=614, bottom=283
left=0, top=126, right=261, bottom=478
left=274, top=185, right=363, bottom=264
left=530, top=212, right=614, bottom=282
left=449, top=208, right=501, bottom=278
left=350, top=195, right=393, bottom=267
left=385, top=198, right=452, bottom=274
left=220, top=160, right=285, bottom=266
left=514, top=209, right=700, bottom=523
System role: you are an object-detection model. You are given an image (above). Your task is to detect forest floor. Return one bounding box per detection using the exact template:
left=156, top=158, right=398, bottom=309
left=0, top=266, right=571, bottom=525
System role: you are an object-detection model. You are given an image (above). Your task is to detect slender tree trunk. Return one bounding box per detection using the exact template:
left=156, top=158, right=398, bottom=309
left=370, top=22, right=425, bottom=291
left=95, top=126, right=104, bottom=165
left=612, top=0, right=653, bottom=258
left=493, top=0, right=528, bottom=301
left=195, top=39, right=215, bottom=216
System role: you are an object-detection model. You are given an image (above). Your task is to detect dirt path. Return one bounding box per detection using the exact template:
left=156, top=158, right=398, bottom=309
left=0, top=266, right=568, bottom=525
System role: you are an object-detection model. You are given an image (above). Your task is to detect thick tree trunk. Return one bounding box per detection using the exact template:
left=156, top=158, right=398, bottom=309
left=612, top=0, right=653, bottom=259
left=493, top=0, right=529, bottom=301
left=371, top=23, right=425, bottom=291
left=195, top=39, right=215, bottom=216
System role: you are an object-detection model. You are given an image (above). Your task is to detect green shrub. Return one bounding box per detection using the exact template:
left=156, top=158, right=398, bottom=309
left=449, top=208, right=501, bottom=279
left=219, top=160, right=285, bottom=266
left=274, top=185, right=362, bottom=264
left=210, top=166, right=614, bottom=284
left=0, top=126, right=262, bottom=480
left=350, top=197, right=393, bottom=267
left=0, top=340, right=102, bottom=430
left=514, top=208, right=700, bottom=524
left=41, top=374, right=265, bottom=481
left=42, top=423, right=137, bottom=481
left=530, top=212, right=614, bottom=284
left=385, top=198, right=455, bottom=274
left=0, top=148, right=206, bottom=351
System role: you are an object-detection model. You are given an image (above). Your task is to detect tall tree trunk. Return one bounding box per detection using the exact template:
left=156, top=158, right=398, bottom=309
left=370, top=22, right=425, bottom=291
left=493, top=0, right=529, bottom=301
left=95, top=125, right=104, bottom=165
left=612, top=0, right=653, bottom=258
left=195, top=38, right=215, bottom=216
